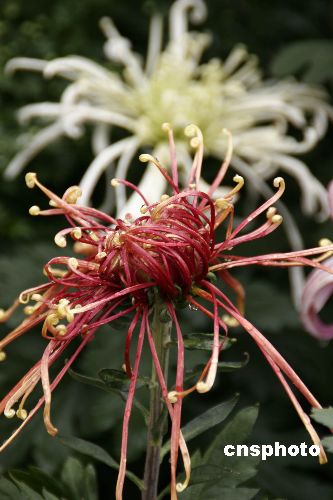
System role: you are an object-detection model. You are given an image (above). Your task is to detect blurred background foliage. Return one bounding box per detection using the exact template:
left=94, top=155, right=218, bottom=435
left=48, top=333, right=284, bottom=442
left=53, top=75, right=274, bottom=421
left=0, top=0, right=332, bottom=499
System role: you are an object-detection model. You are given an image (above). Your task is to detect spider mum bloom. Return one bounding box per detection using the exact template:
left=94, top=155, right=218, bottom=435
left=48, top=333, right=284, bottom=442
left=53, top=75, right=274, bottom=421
left=5, top=0, right=332, bottom=309
left=5, top=0, right=332, bottom=222
left=1, top=125, right=332, bottom=498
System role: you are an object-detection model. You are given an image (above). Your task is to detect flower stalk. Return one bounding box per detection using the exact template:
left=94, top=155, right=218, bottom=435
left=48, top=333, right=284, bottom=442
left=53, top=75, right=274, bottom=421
left=143, top=300, right=172, bottom=500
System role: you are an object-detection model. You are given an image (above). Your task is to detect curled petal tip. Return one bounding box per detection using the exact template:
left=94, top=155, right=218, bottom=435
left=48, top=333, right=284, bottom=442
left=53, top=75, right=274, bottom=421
left=63, top=186, right=82, bottom=204
left=4, top=408, right=15, bottom=419
left=47, top=426, right=58, bottom=437
left=54, top=234, right=67, bottom=248
left=16, top=409, right=28, bottom=420
left=273, top=177, right=285, bottom=189
left=176, top=481, right=187, bottom=493
left=168, top=391, right=178, bottom=403
left=139, top=153, right=152, bottom=163
left=162, top=122, right=171, bottom=132
left=29, top=205, right=40, bottom=216
left=196, top=381, right=209, bottom=393
left=25, top=172, right=37, bottom=188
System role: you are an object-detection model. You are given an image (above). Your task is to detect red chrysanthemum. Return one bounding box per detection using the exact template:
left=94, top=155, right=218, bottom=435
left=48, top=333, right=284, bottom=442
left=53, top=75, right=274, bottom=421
left=0, top=124, right=332, bottom=499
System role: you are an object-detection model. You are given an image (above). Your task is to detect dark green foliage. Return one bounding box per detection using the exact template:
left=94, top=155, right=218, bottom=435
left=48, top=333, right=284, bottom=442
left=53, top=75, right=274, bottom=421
left=172, top=407, right=260, bottom=500
left=161, top=396, right=239, bottom=459
left=177, top=332, right=234, bottom=352
left=271, top=40, right=333, bottom=83
left=311, top=407, right=333, bottom=428
left=58, top=436, right=144, bottom=491
left=0, top=458, right=98, bottom=500
left=311, top=407, right=333, bottom=455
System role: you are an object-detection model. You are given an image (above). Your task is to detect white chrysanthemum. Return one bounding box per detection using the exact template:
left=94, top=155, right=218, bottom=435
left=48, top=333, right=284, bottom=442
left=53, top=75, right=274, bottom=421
left=4, top=0, right=333, bottom=305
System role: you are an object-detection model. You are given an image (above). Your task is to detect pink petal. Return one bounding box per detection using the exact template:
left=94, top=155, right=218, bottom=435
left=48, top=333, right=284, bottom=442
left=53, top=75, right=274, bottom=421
left=301, top=256, right=333, bottom=340
left=328, top=180, right=333, bottom=218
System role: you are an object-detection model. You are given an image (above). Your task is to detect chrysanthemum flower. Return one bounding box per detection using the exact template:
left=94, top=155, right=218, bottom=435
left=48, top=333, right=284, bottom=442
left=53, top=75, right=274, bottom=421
left=5, top=0, right=332, bottom=222
left=1, top=125, right=332, bottom=498
left=301, top=180, right=333, bottom=339
left=5, top=0, right=332, bottom=308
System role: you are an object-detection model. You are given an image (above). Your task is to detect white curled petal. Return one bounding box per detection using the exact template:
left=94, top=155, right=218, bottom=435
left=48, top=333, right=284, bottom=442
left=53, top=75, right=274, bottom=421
left=78, top=137, right=135, bottom=206
left=271, top=154, right=329, bottom=219
left=4, top=122, right=64, bottom=180
left=17, top=103, right=62, bottom=124
left=61, top=106, right=136, bottom=133
left=92, top=124, right=110, bottom=155
left=227, top=55, right=260, bottom=87
left=5, top=58, right=47, bottom=75
left=170, top=0, right=207, bottom=42
left=100, top=17, right=145, bottom=87
left=312, top=108, right=329, bottom=139
left=61, top=81, right=86, bottom=106
left=43, top=56, right=113, bottom=81
left=223, top=45, right=249, bottom=75
left=118, top=161, right=167, bottom=219
left=145, top=13, right=163, bottom=76
left=114, top=138, right=140, bottom=212
left=230, top=97, right=306, bottom=128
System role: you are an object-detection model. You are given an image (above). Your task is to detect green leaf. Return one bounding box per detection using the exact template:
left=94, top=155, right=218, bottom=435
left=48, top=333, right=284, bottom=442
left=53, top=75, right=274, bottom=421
left=0, top=477, right=22, bottom=500
left=61, top=457, right=85, bottom=500
left=157, top=449, right=205, bottom=497
left=59, top=435, right=118, bottom=470
left=204, top=406, right=259, bottom=468
left=24, top=467, right=64, bottom=498
left=185, top=464, right=223, bottom=485
left=9, top=474, right=44, bottom=500
left=311, top=407, right=333, bottom=428
left=180, top=333, right=234, bottom=351
left=42, top=490, right=61, bottom=500
left=179, top=407, right=260, bottom=500
left=58, top=435, right=144, bottom=491
left=59, top=458, right=97, bottom=500
left=2, top=460, right=97, bottom=500
left=321, top=436, right=333, bottom=453
left=215, top=358, right=249, bottom=372
left=68, top=367, right=149, bottom=423
left=83, top=464, right=98, bottom=500
left=271, top=39, right=333, bottom=83
left=205, top=487, right=259, bottom=500
left=97, top=369, right=150, bottom=420
left=9, top=469, right=60, bottom=500
left=68, top=367, right=112, bottom=392
left=185, top=356, right=249, bottom=383
left=161, top=395, right=239, bottom=459
left=98, top=368, right=132, bottom=390
left=98, top=368, right=150, bottom=391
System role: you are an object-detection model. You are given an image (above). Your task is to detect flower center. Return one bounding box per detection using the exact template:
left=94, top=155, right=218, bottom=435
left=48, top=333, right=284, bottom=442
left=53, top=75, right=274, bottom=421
left=128, top=47, right=227, bottom=149
left=98, top=196, right=213, bottom=300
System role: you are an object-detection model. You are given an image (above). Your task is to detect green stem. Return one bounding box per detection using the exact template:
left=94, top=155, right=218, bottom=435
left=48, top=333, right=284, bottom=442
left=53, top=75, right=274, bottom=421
left=142, top=303, right=171, bottom=500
